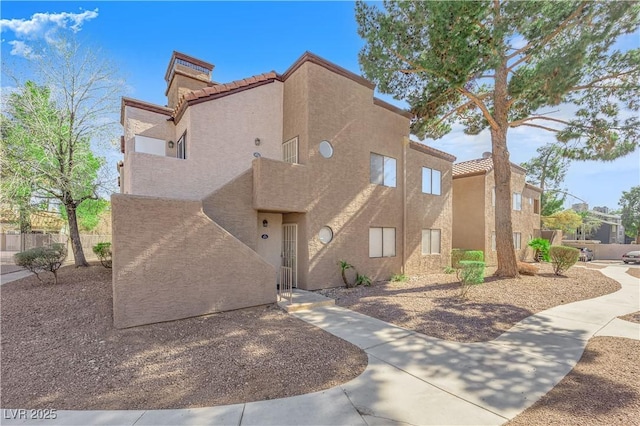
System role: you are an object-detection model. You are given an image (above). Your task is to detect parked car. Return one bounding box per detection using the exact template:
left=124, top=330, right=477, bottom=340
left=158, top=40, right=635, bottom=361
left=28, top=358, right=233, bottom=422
left=579, top=247, right=594, bottom=262
left=622, top=250, right=640, bottom=264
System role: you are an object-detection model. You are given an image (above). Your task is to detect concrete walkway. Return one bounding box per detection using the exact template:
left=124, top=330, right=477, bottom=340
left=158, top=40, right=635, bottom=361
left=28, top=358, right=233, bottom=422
left=1, top=266, right=638, bottom=425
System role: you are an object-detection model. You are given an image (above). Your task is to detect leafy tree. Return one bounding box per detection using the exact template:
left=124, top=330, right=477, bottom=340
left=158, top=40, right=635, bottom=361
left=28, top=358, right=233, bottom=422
left=619, top=186, right=640, bottom=242
left=521, top=144, right=569, bottom=216
left=1, top=38, right=122, bottom=266
left=542, top=209, right=583, bottom=234
left=60, top=199, right=109, bottom=232
left=356, top=1, right=640, bottom=276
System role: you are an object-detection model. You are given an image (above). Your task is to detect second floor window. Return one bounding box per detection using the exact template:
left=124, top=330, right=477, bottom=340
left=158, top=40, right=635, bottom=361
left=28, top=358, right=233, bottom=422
left=422, top=167, right=441, bottom=195
left=513, top=192, right=522, bottom=211
left=177, top=132, right=186, bottom=159
left=370, top=153, right=396, bottom=187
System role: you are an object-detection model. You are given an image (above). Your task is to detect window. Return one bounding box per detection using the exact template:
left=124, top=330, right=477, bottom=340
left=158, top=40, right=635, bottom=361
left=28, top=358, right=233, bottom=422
left=513, top=192, right=522, bottom=211
left=176, top=132, right=186, bottom=159
left=369, top=227, right=396, bottom=258
left=513, top=232, right=522, bottom=249
left=370, top=153, right=396, bottom=187
left=492, top=187, right=496, bottom=207
left=491, top=232, right=496, bottom=251
left=421, top=229, right=441, bottom=255
left=282, top=137, right=298, bottom=164
left=533, top=198, right=540, bottom=214
left=422, top=168, right=441, bottom=195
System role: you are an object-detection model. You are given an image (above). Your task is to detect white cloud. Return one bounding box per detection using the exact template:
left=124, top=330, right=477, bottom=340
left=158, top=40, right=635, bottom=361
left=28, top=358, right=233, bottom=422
left=7, top=40, right=38, bottom=58
left=0, top=9, right=98, bottom=57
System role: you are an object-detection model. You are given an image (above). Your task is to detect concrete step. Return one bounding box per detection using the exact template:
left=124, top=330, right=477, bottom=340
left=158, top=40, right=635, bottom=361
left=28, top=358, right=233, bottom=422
left=277, top=289, right=335, bottom=312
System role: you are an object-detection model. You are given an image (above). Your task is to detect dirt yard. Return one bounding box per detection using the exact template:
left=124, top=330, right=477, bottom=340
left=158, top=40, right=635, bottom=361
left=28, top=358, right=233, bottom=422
left=0, top=264, right=367, bottom=410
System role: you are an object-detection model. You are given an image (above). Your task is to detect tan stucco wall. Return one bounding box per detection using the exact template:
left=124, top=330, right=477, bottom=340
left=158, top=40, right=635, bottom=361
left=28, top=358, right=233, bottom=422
left=202, top=169, right=257, bottom=250
left=252, top=158, right=309, bottom=213
left=452, top=174, right=486, bottom=253
left=125, top=82, right=284, bottom=200
left=405, top=148, right=454, bottom=274
left=453, top=168, right=541, bottom=266
left=111, top=194, right=275, bottom=328
left=282, top=61, right=409, bottom=289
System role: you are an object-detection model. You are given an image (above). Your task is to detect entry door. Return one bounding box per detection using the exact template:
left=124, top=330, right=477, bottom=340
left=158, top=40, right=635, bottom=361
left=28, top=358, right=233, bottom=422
left=282, top=224, right=297, bottom=288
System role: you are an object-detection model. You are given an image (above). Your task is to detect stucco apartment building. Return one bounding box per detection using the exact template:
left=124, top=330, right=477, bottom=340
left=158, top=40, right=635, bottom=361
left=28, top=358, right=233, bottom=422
left=451, top=155, right=542, bottom=266
left=113, top=51, right=456, bottom=328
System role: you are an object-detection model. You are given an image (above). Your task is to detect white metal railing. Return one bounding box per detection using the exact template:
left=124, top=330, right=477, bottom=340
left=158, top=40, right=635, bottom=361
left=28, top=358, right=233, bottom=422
left=278, top=266, right=293, bottom=304
left=282, top=137, right=298, bottom=164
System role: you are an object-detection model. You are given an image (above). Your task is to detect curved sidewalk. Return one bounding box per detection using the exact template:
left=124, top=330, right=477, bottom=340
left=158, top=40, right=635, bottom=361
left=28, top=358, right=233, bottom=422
left=2, top=266, right=638, bottom=425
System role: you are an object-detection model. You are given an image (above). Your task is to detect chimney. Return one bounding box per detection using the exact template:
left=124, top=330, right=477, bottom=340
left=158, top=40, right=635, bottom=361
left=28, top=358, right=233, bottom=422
left=164, top=51, right=214, bottom=109
left=482, top=152, right=492, bottom=159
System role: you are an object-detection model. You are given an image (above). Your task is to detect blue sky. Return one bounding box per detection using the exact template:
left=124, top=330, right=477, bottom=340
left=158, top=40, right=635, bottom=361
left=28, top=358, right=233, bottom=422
left=2, top=1, right=639, bottom=210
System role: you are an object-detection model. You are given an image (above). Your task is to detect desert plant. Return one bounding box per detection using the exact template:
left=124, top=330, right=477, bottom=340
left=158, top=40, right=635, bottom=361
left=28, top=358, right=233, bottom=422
left=528, top=238, right=550, bottom=262
left=517, top=261, right=539, bottom=276
left=338, top=260, right=355, bottom=288
left=390, top=273, right=408, bottom=282
left=93, top=242, right=112, bottom=268
left=14, top=243, right=67, bottom=284
left=549, top=246, right=580, bottom=276
left=452, top=249, right=484, bottom=279
left=356, top=273, right=372, bottom=287
left=458, top=260, right=485, bottom=298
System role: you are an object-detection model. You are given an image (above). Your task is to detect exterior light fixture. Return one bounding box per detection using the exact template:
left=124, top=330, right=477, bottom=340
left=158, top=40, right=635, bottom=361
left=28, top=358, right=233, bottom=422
left=255, top=138, right=261, bottom=146
left=168, top=140, right=175, bottom=148
left=263, top=219, right=268, bottom=228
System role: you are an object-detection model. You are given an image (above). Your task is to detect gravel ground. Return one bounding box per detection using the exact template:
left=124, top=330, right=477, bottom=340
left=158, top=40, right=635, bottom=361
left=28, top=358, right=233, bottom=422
left=507, top=337, right=640, bottom=426
left=627, top=267, right=640, bottom=279
left=318, top=263, right=621, bottom=342
left=0, top=264, right=367, bottom=410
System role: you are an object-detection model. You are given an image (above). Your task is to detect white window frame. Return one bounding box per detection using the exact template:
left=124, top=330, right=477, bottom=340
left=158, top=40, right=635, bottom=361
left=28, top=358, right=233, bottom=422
left=421, top=229, right=441, bottom=255
left=370, top=153, right=396, bottom=188
left=513, top=232, right=522, bottom=249
left=513, top=192, right=522, bottom=211
left=177, top=132, right=186, bottom=160
left=369, top=227, right=396, bottom=258
left=282, top=137, right=299, bottom=164
left=422, top=167, right=441, bottom=195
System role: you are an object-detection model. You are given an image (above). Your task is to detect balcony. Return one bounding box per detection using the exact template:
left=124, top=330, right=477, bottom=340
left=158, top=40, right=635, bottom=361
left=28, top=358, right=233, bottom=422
left=252, top=158, right=309, bottom=213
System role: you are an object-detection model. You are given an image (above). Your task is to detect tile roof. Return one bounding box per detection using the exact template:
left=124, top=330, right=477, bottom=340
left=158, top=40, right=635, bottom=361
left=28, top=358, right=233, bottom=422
left=453, top=156, right=527, bottom=177
left=452, top=157, right=495, bottom=177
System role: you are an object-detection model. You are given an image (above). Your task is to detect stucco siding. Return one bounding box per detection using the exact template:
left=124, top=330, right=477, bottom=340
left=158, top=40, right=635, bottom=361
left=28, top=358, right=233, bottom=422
left=112, top=194, right=275, bottom=328
left=202, top=169, right=257, bottom=250
left=452, top=174, right=486, bottom=252
left=405, top=148, right=454, bottom=274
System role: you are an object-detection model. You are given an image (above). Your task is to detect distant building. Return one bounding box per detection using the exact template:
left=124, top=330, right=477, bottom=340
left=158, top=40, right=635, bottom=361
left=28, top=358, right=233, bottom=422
left=571, top=202, right=589, bottom=212
left=593, top=206, right=610, bottom=214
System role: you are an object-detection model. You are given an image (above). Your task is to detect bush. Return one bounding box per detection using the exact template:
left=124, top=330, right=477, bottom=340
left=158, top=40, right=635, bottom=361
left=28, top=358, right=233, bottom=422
left=338, top=260, right=355, bottom=288
left=93, top=242, right=112, bottom=268
left=517, top=261, right=539, bottom=276
left=452, top=249, right=484, bottom=279
left=528, top=238, right=550, bottom=262
left=356, top=273, right=372, bottom=287
left=390, top=273, right=408, bottom=282
left=458, top=260, right=485, bottom=298
left=549, top=246, right=580, bottom=275
left=14, top=243, right=67, bottom=284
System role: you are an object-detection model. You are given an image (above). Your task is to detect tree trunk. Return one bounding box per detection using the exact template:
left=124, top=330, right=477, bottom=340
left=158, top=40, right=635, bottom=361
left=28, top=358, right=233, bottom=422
left=65, top=203, right=89, bottom=267
left=491, top=56, right=519, bottom=278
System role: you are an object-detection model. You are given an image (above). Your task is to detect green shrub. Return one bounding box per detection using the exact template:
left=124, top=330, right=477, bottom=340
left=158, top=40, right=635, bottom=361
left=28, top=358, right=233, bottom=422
left=549, top=246, right=580, bottom=275
left=356, top=273, right=372, bottom=287
left=390, top=273, right=408, bottom=282
left=458, top=260, right=485, bottom=298
left=14, top=243, right=67, bottom=284
left=93, top=242, right=112, bottom=269
left=443, top=266, right=456, bottom=274
left=452, top=249, right=484, bottom=279
left=528, top=238, right=550, bottom=262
